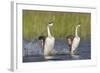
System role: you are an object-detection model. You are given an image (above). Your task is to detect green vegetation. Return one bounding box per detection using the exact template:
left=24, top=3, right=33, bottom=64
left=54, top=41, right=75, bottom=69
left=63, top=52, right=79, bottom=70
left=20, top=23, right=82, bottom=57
left=23, top=10, right=91, bottom=41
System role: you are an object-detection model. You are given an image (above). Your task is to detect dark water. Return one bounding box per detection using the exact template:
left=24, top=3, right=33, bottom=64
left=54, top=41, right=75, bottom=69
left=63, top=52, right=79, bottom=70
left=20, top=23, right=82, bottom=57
left=23, top=38, right=91, bottom=62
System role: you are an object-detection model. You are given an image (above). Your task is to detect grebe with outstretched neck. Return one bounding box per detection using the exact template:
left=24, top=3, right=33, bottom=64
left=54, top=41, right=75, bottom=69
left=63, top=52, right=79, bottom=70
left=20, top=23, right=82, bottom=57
left=38, top=22, right=55, bottom=59
left=67, top=25, right=80, bottom=56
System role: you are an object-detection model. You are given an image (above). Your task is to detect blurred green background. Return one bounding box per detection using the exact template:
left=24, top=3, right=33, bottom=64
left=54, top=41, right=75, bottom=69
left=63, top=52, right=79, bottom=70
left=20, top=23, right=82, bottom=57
left=23, top=10, right=91, bottom=41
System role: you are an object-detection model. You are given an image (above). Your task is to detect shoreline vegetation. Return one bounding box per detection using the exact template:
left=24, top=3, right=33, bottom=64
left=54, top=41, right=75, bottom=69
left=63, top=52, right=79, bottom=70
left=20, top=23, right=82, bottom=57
left=23, top=10, right=91, bottom=41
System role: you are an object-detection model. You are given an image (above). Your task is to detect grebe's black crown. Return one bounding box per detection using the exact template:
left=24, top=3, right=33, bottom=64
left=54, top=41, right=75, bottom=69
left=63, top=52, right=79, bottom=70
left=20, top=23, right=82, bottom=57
left=48, top=21, right=53, bottom=24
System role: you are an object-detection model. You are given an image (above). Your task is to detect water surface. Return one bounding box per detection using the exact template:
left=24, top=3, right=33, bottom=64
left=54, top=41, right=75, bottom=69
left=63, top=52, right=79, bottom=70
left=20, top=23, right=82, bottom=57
left=23, top=38, right=91, bottom=62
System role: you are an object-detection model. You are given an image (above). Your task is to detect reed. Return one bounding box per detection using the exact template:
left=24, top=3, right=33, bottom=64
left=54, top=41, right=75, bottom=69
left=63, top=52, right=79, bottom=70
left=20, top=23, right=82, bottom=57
left=23, top=10, right=91, bottom=41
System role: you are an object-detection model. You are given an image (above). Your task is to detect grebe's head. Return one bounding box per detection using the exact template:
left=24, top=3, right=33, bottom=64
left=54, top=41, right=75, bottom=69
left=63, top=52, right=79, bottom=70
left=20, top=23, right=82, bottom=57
left=48, top=22, right=53, bottom=27
left=77, top=25, right=80, bottom=27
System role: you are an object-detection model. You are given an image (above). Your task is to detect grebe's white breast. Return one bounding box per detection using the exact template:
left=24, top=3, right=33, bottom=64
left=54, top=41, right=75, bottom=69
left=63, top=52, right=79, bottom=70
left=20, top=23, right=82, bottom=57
left=71, top=36, right=80, bottom=51
left=44, top=36, right=55, bottom=56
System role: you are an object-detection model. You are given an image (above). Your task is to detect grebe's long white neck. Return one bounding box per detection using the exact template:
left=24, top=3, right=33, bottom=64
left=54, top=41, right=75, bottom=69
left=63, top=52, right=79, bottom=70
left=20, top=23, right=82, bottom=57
left=75, top=25, right=80, bottom=37
left=47, top=26, right=51, bottom=37
left=47, top=23, right=53, bottom=37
